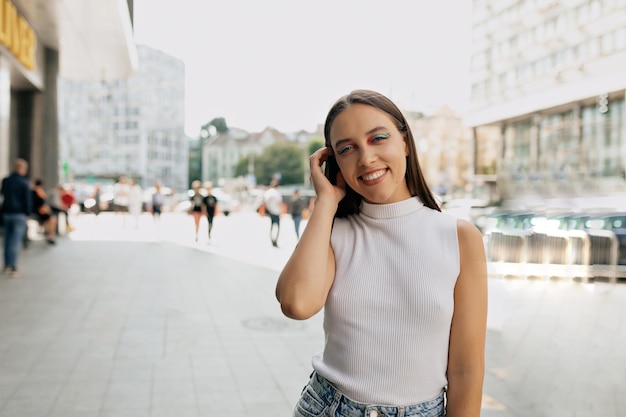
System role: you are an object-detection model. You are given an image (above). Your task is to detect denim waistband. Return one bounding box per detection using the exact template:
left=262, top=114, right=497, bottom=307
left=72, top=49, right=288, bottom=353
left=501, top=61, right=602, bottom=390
left=308, top=371, right=445, bottom=417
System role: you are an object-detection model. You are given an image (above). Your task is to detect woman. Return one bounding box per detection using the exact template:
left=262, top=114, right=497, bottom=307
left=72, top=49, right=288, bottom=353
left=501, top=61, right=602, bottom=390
left=189, top=180, right=204, bottom=241
left=276, top=90, right=487, bottom=417
left=289, top=189, right=307, bottom=239
left=128, top=179, right=143, bottom=229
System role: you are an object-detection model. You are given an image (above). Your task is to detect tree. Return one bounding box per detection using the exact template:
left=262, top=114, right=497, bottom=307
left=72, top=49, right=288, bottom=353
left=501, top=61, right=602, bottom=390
left=188, top=137, right=202, bottom=187
left=308, top=137, right=324, bottom=156
left=209, top=117, right=228, bottom=133
left=200, top=117, right=228, bottom=138
left=193, top=117, right=228, bottom=187
left=234, top=155, right=250, bottom=178
left=254, top=142, right=305, bottom=186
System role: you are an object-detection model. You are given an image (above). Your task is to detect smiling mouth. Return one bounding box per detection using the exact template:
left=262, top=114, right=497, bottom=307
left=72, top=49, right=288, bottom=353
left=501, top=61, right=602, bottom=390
left=360, top=169, right=387, bottom=182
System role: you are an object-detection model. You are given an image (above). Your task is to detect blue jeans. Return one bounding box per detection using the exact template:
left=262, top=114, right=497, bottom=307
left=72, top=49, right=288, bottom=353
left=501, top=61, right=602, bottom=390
left=2, top=213, right=27, bottom=269
left=292, top=214, right=302, bottom=238
left=293, top=372, right=445, bottom=417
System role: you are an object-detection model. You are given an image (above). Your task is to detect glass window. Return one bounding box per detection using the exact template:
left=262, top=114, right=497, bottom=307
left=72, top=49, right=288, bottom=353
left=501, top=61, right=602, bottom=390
left=590, top=0, right=601, bottom=18
left=512, top=120, right=532, bottom=171
left=577, top=3, right=589, bottom=24
left=615, top=28, right=626, bottom=50
left=588, top=37, right=600, bottom=59
left=601, top=32, right=615, bottom=54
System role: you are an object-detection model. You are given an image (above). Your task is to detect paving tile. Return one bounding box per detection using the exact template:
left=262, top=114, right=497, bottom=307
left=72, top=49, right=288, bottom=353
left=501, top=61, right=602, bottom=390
left=47, top=381, right=107, bottom=414
left=99, top=408, right=150, bottom=417
left=0, top=395, right=56, bottom=416
left=151, top=407, right=199, bottom=417
left=151, top=379, right=196, bottom=409
left=101, top=380, right=151, bottom=411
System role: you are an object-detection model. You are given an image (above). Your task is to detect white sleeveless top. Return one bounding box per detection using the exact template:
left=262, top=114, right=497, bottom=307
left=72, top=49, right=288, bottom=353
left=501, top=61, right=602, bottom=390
left=311, top=197, right=460, bottom=405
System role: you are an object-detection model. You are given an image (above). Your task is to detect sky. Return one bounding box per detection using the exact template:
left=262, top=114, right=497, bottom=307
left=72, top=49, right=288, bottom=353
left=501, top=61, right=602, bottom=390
left=133, top=0, right=473, bottom=137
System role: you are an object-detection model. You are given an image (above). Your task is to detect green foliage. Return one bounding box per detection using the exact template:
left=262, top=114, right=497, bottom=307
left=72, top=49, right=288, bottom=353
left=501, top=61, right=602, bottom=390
left=254, top=142, right=305, bottom=186
left=200, top=117, right=229, bottom=138
left=188, top=137, right=202, bottom=187
left=307, top=137, right=325, bottom=156
left=210, top=117, right=228, bottom=133
left=234, top=156, right=250, bottom=177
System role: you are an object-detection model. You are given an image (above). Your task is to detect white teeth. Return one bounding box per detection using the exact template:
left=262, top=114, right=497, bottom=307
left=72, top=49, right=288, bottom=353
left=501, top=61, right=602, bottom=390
left=361, top=170, right=385, bottom=181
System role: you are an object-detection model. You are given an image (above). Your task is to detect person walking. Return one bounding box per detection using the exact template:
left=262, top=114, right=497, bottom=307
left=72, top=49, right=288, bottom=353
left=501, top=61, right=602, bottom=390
left=289, top=189, right=307, bottom=239
left=276, top=90, right=488, bottom=417
left=202, top=181, right=218, bottom=241
left=128, top=179, right=143, bottom=229
left=113, top=176, right=130, bottom=226
left=1, top=159, right=32, bottom=277
left=189, top=180, right=204, bottom=241
left=92, top=184, right=102, bottom=216
left=263, top=179, right=283, bottom=247
left=151, top=181, right=165, bottom=222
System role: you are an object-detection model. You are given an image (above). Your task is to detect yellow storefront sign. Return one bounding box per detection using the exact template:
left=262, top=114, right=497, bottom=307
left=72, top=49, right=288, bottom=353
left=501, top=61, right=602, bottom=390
left=0, top=0, right=36, bottom=71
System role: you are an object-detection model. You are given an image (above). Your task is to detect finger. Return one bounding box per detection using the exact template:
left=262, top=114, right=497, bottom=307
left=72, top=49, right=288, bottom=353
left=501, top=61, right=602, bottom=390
left=310, top=147, right=331, bottom=172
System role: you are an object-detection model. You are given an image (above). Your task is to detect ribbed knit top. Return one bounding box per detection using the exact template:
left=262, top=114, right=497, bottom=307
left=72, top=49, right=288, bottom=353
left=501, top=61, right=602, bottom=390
left=311, top=196, right=460, bottom=405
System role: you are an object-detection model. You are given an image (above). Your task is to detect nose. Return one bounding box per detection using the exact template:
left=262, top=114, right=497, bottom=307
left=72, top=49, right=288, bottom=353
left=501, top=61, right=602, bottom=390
left=357, top=147, right=377, bottom=166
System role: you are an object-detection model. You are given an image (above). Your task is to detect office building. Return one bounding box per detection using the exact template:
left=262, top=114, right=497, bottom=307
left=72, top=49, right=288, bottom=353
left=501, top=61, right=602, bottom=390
left=468, top=0, right=626, bottom=205
left=0, top=0, right=136, bottom=184
left=58, top=45, right=188, bottom=191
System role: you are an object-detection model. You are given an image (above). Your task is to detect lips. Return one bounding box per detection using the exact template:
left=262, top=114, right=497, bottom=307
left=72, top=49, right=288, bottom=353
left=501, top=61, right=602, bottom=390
left=360, top=169, right=387, bottom=182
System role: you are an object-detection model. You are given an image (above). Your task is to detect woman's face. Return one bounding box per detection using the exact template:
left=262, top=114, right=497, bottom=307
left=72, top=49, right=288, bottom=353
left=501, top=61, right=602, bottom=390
left=329, top=103, right=411, bottom=204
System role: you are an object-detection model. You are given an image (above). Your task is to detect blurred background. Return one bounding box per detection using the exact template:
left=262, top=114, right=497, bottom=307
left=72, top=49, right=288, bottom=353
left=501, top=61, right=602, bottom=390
left=2, top=0, right=625, bottom=280
left=1, top=0, right=626, bottom=415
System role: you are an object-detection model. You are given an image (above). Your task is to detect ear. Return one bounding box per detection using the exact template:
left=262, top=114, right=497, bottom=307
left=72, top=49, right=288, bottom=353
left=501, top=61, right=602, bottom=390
left=404, top=137, right=409, bottom=156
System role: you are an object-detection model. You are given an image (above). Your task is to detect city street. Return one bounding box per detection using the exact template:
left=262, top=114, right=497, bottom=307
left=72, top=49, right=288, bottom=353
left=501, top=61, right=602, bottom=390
left=0, top=209, right=624, bottom=416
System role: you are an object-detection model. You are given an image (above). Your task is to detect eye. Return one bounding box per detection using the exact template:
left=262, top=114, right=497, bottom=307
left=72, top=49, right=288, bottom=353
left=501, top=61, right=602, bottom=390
left=369, top=133, right=390, bottom=143
left=336, top=144, right=354, bottom=155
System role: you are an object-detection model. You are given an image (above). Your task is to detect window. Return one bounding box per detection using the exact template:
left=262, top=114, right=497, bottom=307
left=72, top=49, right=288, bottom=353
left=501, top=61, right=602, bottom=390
left=601, top=32, right=615, bottom=54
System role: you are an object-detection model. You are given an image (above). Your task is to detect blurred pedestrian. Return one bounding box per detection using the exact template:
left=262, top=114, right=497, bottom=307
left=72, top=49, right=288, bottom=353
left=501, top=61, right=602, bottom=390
left=32, top=179, right=57, bottom=244
left=276, top=90, right=487, bottom=417
left=128, top=179, right=143, bottom=229
left=289, top=188, right=307, bottom=239
left=151, top=182, right=165, bottom=222
left=1, top=158, right=32, bottom=277
left=47, top=185, right=66, bottom=233
left=189, top=180, right=204, bottom=241
left=48, top=184, right=74, bottom=233
left=113, top=176, right=130, bottom=226
left=92, top=184, right=102, bottom=216
left=202, top=181, right=218, bottom=241
left=60, top=185, right=76, bottom=231
left=263, top=179, right=282, bottom=247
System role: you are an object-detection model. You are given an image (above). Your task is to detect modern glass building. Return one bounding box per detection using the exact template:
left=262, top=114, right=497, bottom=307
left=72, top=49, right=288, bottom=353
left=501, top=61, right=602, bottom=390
left=0, top=0, right=136, bottom=185
left=468, top=0, right=626, bottom=206
left=58, top=45, right=188, bottom=191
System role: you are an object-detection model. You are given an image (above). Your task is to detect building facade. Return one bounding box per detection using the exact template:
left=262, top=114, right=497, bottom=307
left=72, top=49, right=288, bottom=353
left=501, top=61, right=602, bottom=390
left=0, top=0, right=136, bottom=185
left=468, top=0, right=626, bottom=206
left=406, top=106, right=474, bottom=199
left=58, top=45, right=188, bottom=191
left=202, top=126, right=290, bottom=186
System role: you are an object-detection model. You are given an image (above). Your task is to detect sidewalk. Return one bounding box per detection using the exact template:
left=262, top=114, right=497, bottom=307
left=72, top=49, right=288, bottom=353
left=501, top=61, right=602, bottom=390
left=0, top=211, right=624, bottom=416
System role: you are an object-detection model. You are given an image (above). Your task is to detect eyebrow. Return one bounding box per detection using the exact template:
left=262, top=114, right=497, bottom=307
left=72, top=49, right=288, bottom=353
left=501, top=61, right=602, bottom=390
left=333, top=126, right=387, bottom=148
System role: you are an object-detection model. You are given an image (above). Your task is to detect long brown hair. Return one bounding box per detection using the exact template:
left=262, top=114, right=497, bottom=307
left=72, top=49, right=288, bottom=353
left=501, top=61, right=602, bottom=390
left=323, top=89, right=441, bottom=217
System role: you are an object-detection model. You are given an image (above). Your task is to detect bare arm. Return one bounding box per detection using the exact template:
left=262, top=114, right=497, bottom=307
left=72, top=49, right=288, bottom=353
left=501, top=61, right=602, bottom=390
left=446, top=219, right=488, bottom=417
left=275, top=147, right=345, bottom=320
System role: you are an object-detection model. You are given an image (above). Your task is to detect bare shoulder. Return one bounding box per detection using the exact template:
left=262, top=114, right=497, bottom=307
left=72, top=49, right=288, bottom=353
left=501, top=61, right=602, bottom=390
left=456, top=219, right=487, bottom=262
left=456, top=218, right=483, bottom=242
